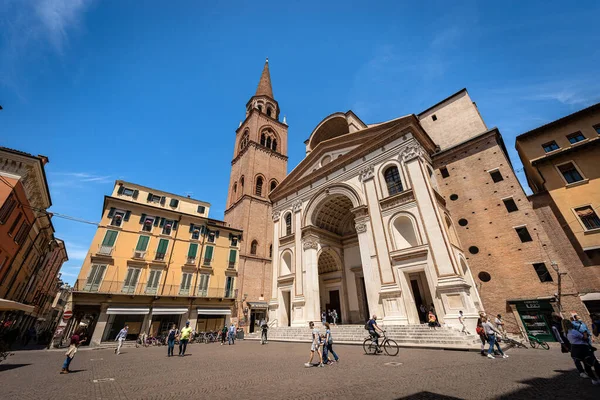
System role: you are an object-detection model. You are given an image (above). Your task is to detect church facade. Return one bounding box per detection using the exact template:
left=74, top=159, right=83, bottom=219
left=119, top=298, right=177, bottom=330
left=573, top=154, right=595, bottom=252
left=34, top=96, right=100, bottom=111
left=267, top=88, right=593, bottom=337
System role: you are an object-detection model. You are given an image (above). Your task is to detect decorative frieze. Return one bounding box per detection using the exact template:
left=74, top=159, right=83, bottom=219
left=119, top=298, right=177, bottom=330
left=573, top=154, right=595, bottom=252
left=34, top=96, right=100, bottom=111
left=379, top=189, right=415, bottom=211
left=272, top=211, right=281, bottom=222
left=355, top=223, right=368, bottom=234
left=292, top=200, right=303, bottom=212
left=302, top=240, right=318, bottom=250
left=358, top=165, right=374, bottom=182
left=400, top=145, right=423, bottom=162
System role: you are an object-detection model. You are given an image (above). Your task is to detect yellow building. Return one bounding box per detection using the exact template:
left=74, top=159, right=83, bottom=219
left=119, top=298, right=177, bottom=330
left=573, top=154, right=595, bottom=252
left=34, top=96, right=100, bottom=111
left=70, top=181, right=242, bottom=345
left=516, top=102, right=600, bottom=314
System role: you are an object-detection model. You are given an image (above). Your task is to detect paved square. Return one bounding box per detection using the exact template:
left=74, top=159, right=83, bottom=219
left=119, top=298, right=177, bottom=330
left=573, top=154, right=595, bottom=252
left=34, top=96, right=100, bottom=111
left=1, top=341, right=598, bottom=399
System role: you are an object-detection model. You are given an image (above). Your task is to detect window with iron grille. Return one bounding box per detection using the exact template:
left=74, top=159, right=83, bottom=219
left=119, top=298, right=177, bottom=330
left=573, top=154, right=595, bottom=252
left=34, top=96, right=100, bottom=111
left=384, top=166, right=403, bottom=195
left=285, top=213, right=292, bottom=236
left=575, top=206, right=600, bottom=230
left=255, top=177, right=263, bottom=196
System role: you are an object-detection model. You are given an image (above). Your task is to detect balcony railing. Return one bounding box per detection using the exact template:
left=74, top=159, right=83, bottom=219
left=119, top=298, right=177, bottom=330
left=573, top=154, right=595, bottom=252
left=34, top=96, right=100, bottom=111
left=133, top=250, right=146, bottom=259
left=97, top=245, right=114, bottom=256
left=155, top=252, right=166, bottom=261
left=73, top=279, right=233, bottom=299
left=228, top=261, right=236, bottom=269
left=203, top=258, right=212, bottom=266
left=186, top=256, right=196, bottom=265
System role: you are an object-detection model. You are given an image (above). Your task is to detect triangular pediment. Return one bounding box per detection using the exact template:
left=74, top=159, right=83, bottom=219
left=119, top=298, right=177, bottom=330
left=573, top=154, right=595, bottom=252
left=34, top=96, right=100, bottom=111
left=271, top=114, right=435, bottom=201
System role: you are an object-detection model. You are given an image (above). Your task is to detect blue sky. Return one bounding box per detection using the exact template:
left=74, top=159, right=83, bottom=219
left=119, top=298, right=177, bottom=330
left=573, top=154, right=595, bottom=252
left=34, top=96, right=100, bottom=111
left=1, top=1, right=599, bottom=284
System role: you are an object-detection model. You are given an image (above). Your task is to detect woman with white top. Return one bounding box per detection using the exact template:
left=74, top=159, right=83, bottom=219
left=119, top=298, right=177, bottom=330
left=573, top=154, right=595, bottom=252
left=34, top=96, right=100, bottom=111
left=562, top=319, right=600, bottom=385
left=482, top=316, right=508, bottom=359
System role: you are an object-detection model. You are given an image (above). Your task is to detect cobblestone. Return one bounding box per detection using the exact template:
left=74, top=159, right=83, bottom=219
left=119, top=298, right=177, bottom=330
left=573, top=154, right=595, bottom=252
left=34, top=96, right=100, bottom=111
left=1, top=341, right=598, bottom=399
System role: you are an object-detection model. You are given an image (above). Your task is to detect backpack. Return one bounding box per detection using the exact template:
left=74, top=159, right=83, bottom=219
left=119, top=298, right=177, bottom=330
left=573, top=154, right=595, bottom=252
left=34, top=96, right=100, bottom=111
left=364, top=322, right=370, bottom=330
left=168, top=330, right=176, bottom=341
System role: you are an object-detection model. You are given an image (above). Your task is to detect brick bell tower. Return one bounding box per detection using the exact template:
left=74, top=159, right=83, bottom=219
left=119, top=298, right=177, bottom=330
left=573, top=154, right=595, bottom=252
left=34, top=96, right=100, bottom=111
left=224, top=59, right=288, bottom=331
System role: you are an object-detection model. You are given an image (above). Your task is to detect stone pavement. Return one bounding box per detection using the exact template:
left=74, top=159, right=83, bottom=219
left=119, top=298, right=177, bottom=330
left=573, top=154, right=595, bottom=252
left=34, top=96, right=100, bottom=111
left=1, top=341, right=598, bottom=399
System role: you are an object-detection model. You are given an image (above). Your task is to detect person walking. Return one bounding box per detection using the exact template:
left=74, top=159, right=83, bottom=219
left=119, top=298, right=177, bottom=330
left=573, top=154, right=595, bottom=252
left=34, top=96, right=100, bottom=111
left=322, top=322, right=339, bottom=364
left=220, top=324, right=228, bottom=345
left=550, top=314, right=587, bottom=378
left=60, top=331, right=85, bottom=374
left=476, top=316, right=487, bottom=356
left=304, top=321, right=324, bottom=367
left=495, top=314, right=506, bottom=337
left=332, top=309, right=338, bottom=326
left=114, top=324, right=128, bottom=355
left=321, top=310, right=326, bottom=324
left=563, top=318, right=600, bottom=385
left=178, top=321, right=192, bottom=356
left=166, top=324, right=178, bottom=357
left=427, top=311, right=437, bottom=330
left=482, top=316, right=507, bottom=359
left=260, top=319, right=269, bottom=344
left=459, top=311, right=470, bottom=335
left=419, top=304, right=427, bottom=324
left=228, top=322, right=236, bottom=345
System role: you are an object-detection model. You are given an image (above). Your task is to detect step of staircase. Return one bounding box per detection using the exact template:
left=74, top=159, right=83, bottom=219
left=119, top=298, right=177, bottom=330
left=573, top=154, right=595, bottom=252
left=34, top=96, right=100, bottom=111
left=247, top=324, right=482, bottom=351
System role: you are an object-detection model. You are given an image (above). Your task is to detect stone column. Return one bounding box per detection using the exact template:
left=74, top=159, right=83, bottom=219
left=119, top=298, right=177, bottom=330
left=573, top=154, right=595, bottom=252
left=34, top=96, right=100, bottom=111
left=302, top=237, right=320, bottom=322
left=353, top=206, right=383, bottom=318
left=270, top=211, right=281, bottom=302
left=90, top=303, right=109, bottom=346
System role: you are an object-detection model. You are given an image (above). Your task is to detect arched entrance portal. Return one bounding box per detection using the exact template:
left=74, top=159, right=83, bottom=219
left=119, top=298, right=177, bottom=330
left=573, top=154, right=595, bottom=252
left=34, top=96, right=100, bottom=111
left=306, top=193, right=370, bottom=324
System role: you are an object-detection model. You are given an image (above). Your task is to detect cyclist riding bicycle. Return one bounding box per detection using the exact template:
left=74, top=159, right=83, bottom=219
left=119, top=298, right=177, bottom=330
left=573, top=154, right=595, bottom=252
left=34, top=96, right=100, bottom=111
left=366, top=315, right=384, bottom=353
left=260, top=319, right=269, bottom=344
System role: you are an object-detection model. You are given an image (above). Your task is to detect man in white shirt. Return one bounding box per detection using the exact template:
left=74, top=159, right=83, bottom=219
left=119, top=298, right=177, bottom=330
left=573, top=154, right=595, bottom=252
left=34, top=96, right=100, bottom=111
left=494, top=314, right=506, bottom=336
left=483, top=316, right=508, bottom=359
left=304, top=321, right=323, bottom=368
left=459, top=311, right=470, bottom=334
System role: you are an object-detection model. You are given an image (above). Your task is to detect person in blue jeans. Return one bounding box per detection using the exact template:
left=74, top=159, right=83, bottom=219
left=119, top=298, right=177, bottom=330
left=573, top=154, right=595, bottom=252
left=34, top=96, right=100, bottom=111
left=367, top=315, right=384, bottom=353
left=482, top=316, right=507, bottom=359
left=322, top=322, right=339, bottom=364
left=228, top=323, right=236, bottom=345
left=166, top=324, right=178, bottom=357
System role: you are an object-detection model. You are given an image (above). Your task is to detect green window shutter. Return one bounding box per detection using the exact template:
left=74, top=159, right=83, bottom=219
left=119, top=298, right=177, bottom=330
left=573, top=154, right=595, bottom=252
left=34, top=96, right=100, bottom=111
left=188, top=243, right=198, bottom=257
left=157, top=239, right=169, bottom=253
left=204, top=246, right=214, bottom=260
left=229, top=249, right=237, bottom=262
left=136, top=235, right=150, bottom=251
left=102, top=230, right=118, bottom=246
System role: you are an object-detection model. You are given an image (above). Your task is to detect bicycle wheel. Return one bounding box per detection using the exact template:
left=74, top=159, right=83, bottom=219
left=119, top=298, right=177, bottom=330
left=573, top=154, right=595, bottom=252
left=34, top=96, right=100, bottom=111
left=529, top=340, right=537, bottom=348
left=540, top=341, right=549, bottom=350
left=363, top=338, right=376, bottom=355
left=383, top=339, right=399, bottom=356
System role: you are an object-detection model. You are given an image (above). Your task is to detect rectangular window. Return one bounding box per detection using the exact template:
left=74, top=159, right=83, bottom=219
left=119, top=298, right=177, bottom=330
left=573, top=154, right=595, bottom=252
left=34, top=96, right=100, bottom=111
left=567, top=131, right=585, bottom=144
left=122, top=188, right=135, bottom=196
left=145, top=270, right=162, bottom=294
left=542, top=141, right=560, bottom=152
left=558, top=162, right=584, bottom=184
left=109, top=209, right=129, bottom=227
left=122, top=268, right=141, bottom=294
left=162, top=219, right=175, bottom=235
left=14, top=222, right=30, bottom=245
left=231, top=236, right=238, bottom=246
left=191, top=224, right=203, bottom=240
left=203, top=246, right=214, bottom=266
left=197, top=205, right=206, bottom=214
left=228, top=249, right=237, bottom=269
left=84, top=264, right=106, bottom=292
left=198, top=274, right=209, bottom=297
left=0, top=194, right=17, bottom=224
left=225, top=277, right=234, bottom=298
left=594, top=124, right=600, bottom=135
left=440, top=167, right=450, bottom=178
left=0, top=256, right=8, bottom=272
left=532, top=263, right=553, bottom=282
left=99, top=230, right=118, bottom=255
left=207, top=232, right=215, bottom=243
left=515, top=226, right=533, bottom=243
left=575, top=206, right=600, bottom=231
left=7, top=212, right=22, bottom=236
left=489, top=170, right=504, bottom=183
left=147, top=193, right=162, bottom=203
left=169, top=198, right=179, bottom=207
left=156, top=239, right=169, bottom=261
left=187, top=243, right=198, bottom=264
left=141, top=216, right=155, bottom=232
left=503, top=198, right=519, bottom=213
left=179, top=273, right=193, bottom=295
left=135, top=235, right=150, bottom=252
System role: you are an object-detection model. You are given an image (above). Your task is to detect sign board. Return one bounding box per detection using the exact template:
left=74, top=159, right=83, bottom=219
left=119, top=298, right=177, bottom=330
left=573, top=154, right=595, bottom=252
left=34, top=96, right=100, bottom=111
left=63, top=310, right=73, bottom=320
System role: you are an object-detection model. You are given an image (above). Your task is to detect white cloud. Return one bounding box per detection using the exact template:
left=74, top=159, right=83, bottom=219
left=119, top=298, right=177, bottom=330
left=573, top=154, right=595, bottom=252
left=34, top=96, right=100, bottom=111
left=491, top=79, right=600, bottom=107
left=64, top=241, right=89, bottom=261
left=0, top=0, right=94, bottom=93
left=49, top=171, right=113, bottom=188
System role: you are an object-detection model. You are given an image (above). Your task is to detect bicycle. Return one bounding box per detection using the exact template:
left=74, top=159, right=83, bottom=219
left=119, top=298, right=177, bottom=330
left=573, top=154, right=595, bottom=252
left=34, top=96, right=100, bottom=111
left=363, top=331, right=399, bottom=356
left=499, top=335, right=528, bottom=349
left=527, top=334, right=550, bottom=350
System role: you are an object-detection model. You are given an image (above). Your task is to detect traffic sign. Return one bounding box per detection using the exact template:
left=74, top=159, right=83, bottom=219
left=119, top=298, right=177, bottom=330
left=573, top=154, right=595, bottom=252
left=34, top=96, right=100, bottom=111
left=63, top=310, right=73, bottom=320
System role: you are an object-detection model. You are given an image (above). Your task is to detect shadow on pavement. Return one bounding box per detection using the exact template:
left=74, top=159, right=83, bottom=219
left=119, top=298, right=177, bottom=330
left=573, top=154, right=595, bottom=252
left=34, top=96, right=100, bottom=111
left=396, top=392, right=463, bottom=399
left=0, top=363, right=31, bottom=372
left=65, top=369, right=86, bottom=373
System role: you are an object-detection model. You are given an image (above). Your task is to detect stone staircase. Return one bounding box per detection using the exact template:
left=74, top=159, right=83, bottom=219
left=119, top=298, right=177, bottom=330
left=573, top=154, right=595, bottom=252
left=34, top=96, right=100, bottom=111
left=245, top=324, right=482, bottom=351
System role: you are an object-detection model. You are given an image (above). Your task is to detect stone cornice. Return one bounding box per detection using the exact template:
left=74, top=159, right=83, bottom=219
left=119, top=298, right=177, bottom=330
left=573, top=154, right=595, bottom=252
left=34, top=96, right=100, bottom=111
left=231, top=141, right=288, bottom=166
left=0, top=150, right=51, bottom=210
left=432, top=128, right=499, bottom=165
left=379, top=189, right=415, bottom=211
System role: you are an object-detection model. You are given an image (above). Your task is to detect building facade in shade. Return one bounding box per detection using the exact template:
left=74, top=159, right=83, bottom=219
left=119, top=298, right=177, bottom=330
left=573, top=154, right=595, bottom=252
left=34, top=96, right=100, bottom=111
left=71, top=181, right=242, bottom=345
left=223, top=59, right=288, bottom=333
left=0, top=147, right=68, bottom=334
left=268, top=90, right=594, bottom=341
left=516, top=103, right=600, bottom=315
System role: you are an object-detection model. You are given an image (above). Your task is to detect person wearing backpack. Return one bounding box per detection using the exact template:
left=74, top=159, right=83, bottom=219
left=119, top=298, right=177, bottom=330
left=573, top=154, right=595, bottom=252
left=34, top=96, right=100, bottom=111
left=366, top=315, right=384, bottom=353
left=166, top=324, right=178, bottom=357
left=322, top=322, right=339, bottom=364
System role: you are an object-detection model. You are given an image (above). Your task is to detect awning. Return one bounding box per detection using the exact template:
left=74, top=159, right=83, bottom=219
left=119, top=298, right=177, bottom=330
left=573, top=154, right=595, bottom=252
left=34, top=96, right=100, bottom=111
left=580, top=293, right=600, bottom=302
left=152, top=308, right=188, bottom=315
left=106, top=307, right=150, bottom=315
left=197, top=308, right=231, bottom=316
left=0, top=298, right=35, bottom=313
left=247, top=301, right=268, bottom=309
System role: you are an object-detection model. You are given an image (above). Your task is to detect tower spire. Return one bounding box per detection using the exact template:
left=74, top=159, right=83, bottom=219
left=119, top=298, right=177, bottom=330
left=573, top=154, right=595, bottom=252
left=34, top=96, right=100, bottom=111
left=254, top=58, right=274, bottom=98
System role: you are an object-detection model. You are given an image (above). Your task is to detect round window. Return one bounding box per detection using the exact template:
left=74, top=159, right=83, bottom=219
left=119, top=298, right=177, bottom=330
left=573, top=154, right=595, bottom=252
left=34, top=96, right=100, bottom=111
left=458, top=219, right=468, bottom=226
left=468, top=246, right=479, bottom=254
left=478, top=271, right=491, bottom=282
left=321, top=155, right=332, bottom=166
left=450, top=194, right=458, bottom=201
